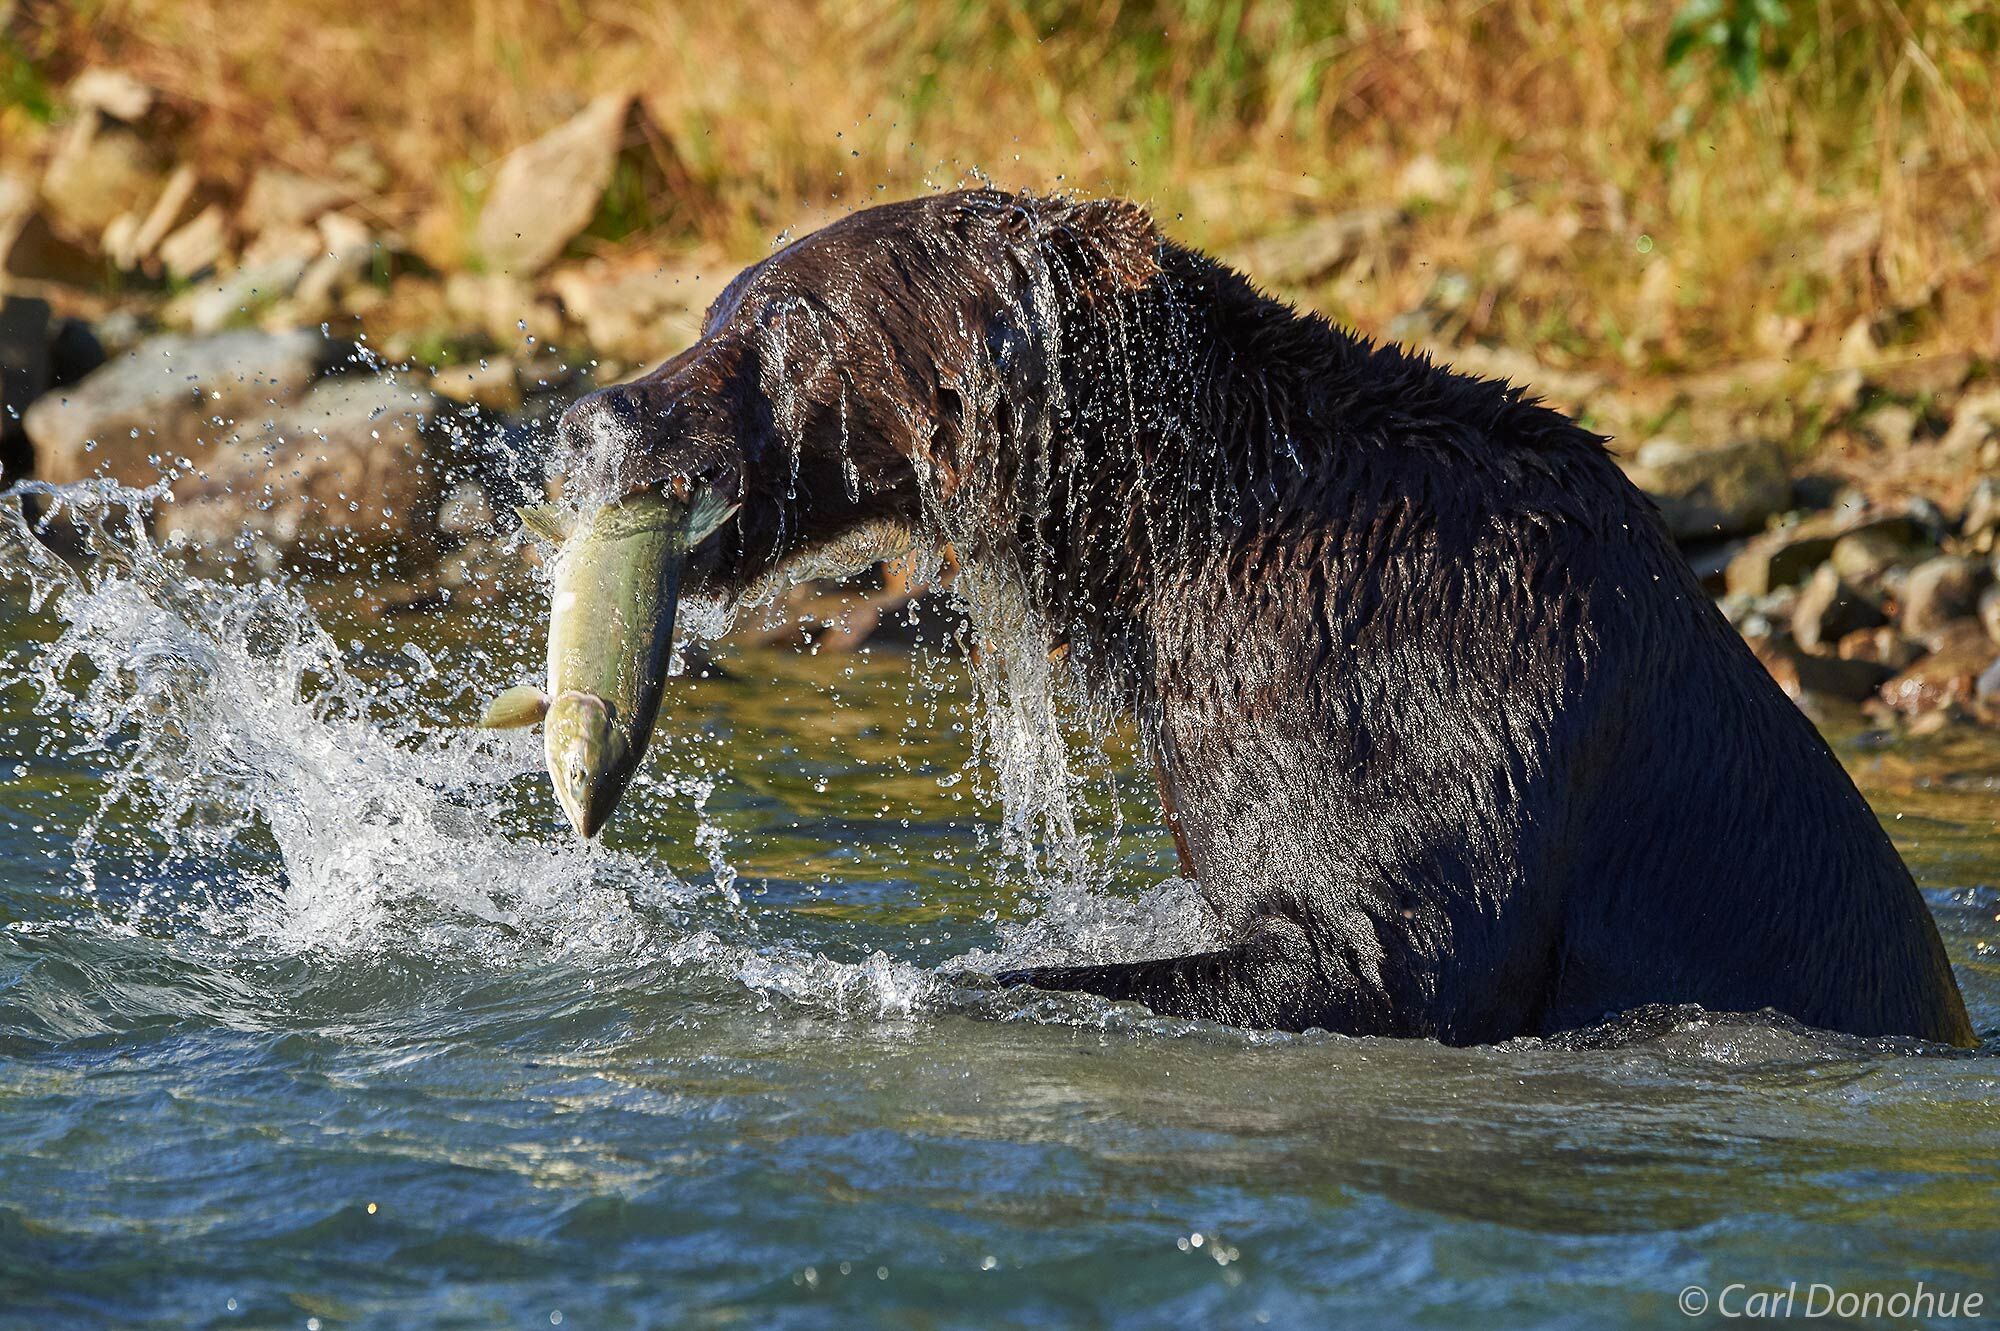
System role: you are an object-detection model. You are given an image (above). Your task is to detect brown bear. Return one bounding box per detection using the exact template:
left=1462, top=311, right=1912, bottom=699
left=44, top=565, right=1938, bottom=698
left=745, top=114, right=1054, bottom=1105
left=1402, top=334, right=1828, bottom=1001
left=555, top=188, right=1973, bottom=1047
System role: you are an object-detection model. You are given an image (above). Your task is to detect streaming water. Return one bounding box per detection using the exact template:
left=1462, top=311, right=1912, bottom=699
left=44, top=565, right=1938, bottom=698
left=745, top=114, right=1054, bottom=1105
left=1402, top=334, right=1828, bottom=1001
left=1, top=477, right=1997, bottom=1329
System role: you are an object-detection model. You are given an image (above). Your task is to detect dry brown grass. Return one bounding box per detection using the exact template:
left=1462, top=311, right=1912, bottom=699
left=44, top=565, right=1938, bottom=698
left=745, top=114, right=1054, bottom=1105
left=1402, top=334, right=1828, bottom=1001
left=6, top=0, right=1998, bottom=376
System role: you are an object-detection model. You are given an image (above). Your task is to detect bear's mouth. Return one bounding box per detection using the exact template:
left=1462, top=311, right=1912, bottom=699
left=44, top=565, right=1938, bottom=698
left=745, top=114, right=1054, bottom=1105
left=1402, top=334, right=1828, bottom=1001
left=539, top=502, right=919, bottom=838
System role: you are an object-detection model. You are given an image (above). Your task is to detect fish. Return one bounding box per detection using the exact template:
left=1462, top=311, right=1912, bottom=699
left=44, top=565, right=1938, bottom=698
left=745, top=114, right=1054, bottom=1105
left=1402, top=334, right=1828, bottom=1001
left=481, top=487, right=737, bottom=838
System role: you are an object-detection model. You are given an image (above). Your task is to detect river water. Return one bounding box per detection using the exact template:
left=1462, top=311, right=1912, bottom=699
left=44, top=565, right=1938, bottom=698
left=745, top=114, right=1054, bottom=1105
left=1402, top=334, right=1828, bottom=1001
left=0, top=483, right=1995, bottom=1329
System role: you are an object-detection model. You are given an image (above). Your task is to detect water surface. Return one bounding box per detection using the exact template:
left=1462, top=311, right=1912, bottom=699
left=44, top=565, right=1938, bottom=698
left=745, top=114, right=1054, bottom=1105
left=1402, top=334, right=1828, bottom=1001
left=0, top=486, right=1995, bottom=1329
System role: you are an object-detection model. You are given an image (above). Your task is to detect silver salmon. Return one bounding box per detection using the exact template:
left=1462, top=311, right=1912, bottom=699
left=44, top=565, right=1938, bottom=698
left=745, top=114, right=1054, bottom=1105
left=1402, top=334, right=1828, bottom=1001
left=481, top=488, right=735, bottom=838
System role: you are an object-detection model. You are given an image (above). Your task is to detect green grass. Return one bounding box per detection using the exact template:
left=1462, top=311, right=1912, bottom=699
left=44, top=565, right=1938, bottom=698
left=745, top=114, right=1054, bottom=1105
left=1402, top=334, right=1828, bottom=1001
left=2, top=1, right=1995, bottom=378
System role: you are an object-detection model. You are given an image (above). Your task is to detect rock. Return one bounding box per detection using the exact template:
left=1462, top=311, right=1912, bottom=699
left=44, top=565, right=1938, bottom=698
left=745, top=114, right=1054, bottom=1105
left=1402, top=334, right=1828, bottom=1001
left=1903, top=495, right=1950, bottom=545
left=1749, top=630, right=1894, bottom=704
left=1941, top=388, right=2000, bottom=456
left=1231, top=206, right=1401, bottom=287
left=1878, top=619, right=1995, bottom=717
left=1728, top=584, right=1799, bottom=640
left=40, top=118, right=161, bottom=245
left=1837, top=315, right=1877, bottom=368
left=66, top=69, right=154, bottom=122
left=240, top=222, right=323, bottom=269
left=0, top=170, right=32, bottom=263
left=474, top=92, right=633, bottom=276
left=160, top=376, right=444, bottom=563
left=1, top=169, right=101, bottom=287
left=46, top=317, right=105, bottom=389
left=22, top=329, right=341, bottom=486
left=1836, top=626, right=1922, bottom=672
left=1897, top=554, right=1988, bottom=646
left=1828, top=523, right=1930, bottom=585
left=1867, top=351, right=1975, bottom=399
left=282, top=213, right=378, bottom=319
left=1714, top=592, right=1758, bottom=628
left=164, top=255, right=311, bottom=334
left=1790, top=563, right=1884, bottom=653
left=1858, top=402, right=1917, bottom=450
left=1804, top=368, right=1864, bottom=421
left=109, top=163, right=200, bottom=272
left=1904, top=704, right=1971, bottom=737
left=1962, top=477, right=2000, bottom=553
left=431, top=357, right=523, bottom=412
left=239, top=168, right=350, bottom=235
left=156, top=203, right=228, bottom=281
left=1621, top=437, right=1789, bottom=542
left=1726, top=529, right=1837, bottom=599
left=1725, top=509, right=1928, bottom=598
left=1682, top=535, right=1748, bottom=590
left=1981, top=585, right=2000, bottom=645
left=39, top=73, right=162, bottom=250
left=548, top=259, right=710, bottom=359
left=1978, top=655, right=2000, bottom=705
left=1, top=296, right=52, bottom=484
left=443, top=270, right=562, bottom=346
left=1788, top=473, right=1850, bottom=513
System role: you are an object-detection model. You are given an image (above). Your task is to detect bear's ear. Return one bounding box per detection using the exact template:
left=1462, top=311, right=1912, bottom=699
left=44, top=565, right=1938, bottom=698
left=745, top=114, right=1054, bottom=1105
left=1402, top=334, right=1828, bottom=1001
left=942, top=189, right=1032, bottom=242
left=1049, top=196, right=1161, bottom=292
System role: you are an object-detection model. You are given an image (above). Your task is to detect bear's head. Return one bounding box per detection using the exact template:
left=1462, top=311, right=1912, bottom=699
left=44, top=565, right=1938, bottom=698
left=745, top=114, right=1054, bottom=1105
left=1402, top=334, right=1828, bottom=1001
left=553, top=188, right=1162, bottom=608
left=524, top=190, right=1164, bottom=838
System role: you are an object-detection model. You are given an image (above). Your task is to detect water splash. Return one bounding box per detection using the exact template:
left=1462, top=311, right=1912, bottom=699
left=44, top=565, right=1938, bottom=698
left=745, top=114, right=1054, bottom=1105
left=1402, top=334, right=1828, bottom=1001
left=0, top=477, right=1188, bottom=1027
left=0, top=479, right=681, bottom=959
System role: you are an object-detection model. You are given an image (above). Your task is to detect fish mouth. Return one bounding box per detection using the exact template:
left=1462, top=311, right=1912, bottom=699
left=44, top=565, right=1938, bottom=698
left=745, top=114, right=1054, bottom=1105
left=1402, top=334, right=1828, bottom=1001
left=545, top=691, right=627, bottom=839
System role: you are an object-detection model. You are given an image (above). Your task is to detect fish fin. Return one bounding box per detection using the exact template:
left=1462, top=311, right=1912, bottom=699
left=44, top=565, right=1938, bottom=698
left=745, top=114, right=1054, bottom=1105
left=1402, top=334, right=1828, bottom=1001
left=686, top=489, right=741, bottom=547
left=479, top=684, right=549, bottom=729
left=516, top=503, right=576, bottom=544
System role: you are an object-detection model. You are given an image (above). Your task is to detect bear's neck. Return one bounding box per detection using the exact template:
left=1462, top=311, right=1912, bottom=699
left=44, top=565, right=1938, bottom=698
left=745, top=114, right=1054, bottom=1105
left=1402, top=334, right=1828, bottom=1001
left=964, top=244, right=1368, bottom=700
left=951, top=237, right=1610, bottom=711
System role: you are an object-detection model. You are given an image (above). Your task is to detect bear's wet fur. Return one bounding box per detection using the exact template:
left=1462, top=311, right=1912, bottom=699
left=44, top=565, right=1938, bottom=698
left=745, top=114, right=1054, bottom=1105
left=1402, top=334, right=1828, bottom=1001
left=559, top=189, right=1974, bottom=1046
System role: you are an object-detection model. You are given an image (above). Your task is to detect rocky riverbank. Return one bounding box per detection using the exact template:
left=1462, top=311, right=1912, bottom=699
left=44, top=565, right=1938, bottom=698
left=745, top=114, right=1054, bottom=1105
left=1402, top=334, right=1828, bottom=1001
left=4, top=66, right=1999, bottom=732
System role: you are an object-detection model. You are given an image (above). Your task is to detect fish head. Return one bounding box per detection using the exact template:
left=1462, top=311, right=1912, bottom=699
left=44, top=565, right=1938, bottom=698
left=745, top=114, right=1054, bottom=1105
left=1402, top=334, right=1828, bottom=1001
left=544, top=690, right=629, bottom=839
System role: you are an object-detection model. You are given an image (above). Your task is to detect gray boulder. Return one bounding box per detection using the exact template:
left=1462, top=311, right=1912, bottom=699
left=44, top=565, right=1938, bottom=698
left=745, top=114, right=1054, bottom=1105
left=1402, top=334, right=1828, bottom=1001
left=1898, top=555, right=1990, bottom=646
left=160, top=376, right=445, bottom=563
left=23, top=329, right=340, bottom=486
left=1828, top=523, right=1931, bottom=585
left=1725, top=509, right=1929, bottom=599
left=1790, top=563, right=1884, bottom=654
left=1621, top=437, right=1790, bottom=542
